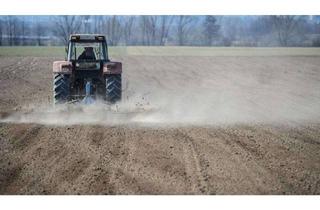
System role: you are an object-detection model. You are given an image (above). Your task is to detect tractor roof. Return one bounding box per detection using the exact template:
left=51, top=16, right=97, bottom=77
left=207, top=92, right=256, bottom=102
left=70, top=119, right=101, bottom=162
left=69, top=34, right=106, bottom=42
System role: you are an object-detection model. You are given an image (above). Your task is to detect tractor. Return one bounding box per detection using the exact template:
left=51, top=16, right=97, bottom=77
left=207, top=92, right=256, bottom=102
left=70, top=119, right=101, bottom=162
left=53, top=34, right=122, bottom=105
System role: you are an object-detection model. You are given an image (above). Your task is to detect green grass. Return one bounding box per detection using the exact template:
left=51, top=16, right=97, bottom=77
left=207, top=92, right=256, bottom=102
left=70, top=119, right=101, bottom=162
left=0, top=46, right=320, bottom=57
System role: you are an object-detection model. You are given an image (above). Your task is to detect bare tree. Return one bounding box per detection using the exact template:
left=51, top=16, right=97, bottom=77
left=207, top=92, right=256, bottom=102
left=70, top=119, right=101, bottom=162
left=0, top=17, right=3, bottom=46
left=35, top=22, right=44, bottom=46
left=5, top=16, right=19, bottom=46
left=53, top=16, right=84, bottom=46
left=0, top=15, right=317, bottom=47
left=20, top=18, right=27, bottom=46
left=92, top=16, right=104, bottom=34
left=203, top=16, right=220, bottom=46
left=139, top=16, right=148, bottom=45
left=177, top=16, right=196, bottom=46
left=104, top=16, right=122, bottom=46
left=110, top=16, right=122, bottom=45
left=83, top=15, right=91, bottom=34
left=158, top=16, right=174, bottom=45
left=147, top=16, right=158, bottom=45
left=220, top=16, right=249, bottom=46
left=139, top=16, right=159, bottom=45
left=122, top=16, right=135, bottom=45
left=270, top=15, right=300, bottom=46
left=248, top=16, right=273, bottom=45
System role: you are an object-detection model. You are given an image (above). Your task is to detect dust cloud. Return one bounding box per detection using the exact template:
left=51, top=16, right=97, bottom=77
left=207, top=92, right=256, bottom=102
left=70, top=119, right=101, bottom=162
left=1, top=86, right=319, bottom=126
left=1, top=56, right=320, bottom=126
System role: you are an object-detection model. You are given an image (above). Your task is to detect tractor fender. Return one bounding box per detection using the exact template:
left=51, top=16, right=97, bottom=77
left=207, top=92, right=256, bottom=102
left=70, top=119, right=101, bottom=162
left=53, top=61, right=72, bottom=74
left=103, top=61, right=122, bottom=74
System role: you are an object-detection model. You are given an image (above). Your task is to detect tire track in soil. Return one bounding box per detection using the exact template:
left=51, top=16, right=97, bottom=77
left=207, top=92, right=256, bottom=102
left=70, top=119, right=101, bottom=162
left=10, top=125, right=43, bottom=151
left=105, top=127, right=131, bottom=194
left=74, top=126, right=130, bottom=194
left=40, top=126, right=108, bottom=194
left=255, top=125, right=320, bottom=194
left=38, top=127, right=95, bottom=194
left=0, top=124, right=44, bottom=194
left=209, top=127, right=296, bottom=194
left=174, top=129, right=212, bottom=194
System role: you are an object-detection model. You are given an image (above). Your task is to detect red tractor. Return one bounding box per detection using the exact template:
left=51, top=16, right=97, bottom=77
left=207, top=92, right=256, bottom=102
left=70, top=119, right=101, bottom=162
left=53, top=34, right=122, bottom=105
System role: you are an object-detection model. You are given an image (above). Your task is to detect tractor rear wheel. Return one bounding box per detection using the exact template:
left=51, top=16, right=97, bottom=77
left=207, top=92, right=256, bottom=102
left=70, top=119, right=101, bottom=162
left=105, top=74, right=121, bottom=103
left=53, top=73, right=70, bottom=104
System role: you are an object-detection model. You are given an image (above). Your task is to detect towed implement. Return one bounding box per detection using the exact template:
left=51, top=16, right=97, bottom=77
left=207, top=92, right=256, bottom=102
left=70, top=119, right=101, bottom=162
left=53, top=34, right=122, bottom=105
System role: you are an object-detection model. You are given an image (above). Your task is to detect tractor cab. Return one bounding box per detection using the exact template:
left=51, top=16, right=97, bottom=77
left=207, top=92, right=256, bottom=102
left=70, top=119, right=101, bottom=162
left=67, top=34, right=109, bottom=71
left=67, top=35, right=108, bottom=60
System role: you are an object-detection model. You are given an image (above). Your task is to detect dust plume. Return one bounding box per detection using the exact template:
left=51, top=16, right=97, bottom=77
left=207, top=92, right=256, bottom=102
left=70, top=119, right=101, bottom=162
left=1, top=84, right=319, bottom=126
left=1, top=56, right=320, bottom=126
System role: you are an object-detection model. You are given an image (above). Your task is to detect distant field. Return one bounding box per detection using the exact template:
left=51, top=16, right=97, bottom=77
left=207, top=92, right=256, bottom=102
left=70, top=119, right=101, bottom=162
left=0, top=46, right=320, bottom=57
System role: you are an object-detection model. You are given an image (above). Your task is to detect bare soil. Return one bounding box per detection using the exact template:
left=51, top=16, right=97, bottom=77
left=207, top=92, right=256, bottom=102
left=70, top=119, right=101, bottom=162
left=0, top=55, right=320, bottom=194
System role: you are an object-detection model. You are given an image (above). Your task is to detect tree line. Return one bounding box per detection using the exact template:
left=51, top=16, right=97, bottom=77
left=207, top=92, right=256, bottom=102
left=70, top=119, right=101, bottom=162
left=0, top=15, right=319, bottom=47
